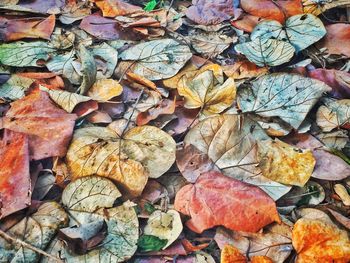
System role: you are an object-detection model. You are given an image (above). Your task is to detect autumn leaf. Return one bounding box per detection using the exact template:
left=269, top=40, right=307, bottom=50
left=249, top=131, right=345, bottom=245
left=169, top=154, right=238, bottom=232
left=92, top=0, right=142, bottom=17
left=303, top=0, right=350, bottom=16
left=66, top=125, right=176, bottom=196
left=0, top=74, right=34, bottom=100
left=78, top=44, right=97, bottom=95
left=0, top=130, right=30, bottom=219
left=88, top=79, right=123, bottom=102
left=0, top=202, right=68, bottom=262
left=221, top=244, right=274, bottom=263
left=258, top=139, right=316, bottom=186
left=318, top=23, right=350, bottom=57
left=174, top=171, right=281, bottom=233
left=178, top=69, right=236, bottom=117
left=184, top=114, right=291, bottom=200
left=238, top=73, right=331, bottom=129
left=119, top=39, right=192, bottom=80
left=1, top=90, right=77, bottom=160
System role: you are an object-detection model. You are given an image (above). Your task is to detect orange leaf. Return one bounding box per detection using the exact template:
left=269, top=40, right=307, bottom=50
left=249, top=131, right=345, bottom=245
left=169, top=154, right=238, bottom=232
left=0, top=130, right=31, bottom=219
left=92, top=0, right=142, bottom=17
left=1, top=91, right=77, bottom=160
left=181, top=239, right=209, bottom=253
left=251, top=256, right=273, bottom=263
left=240, top=0, right=303, bottom=23
left=174, top=171, right=280, bottom=233
left=292, top=218, right=350, bottom=263
left=221, top=244, right=246, bottom=263
left=0, top=15, right=55, bottom=42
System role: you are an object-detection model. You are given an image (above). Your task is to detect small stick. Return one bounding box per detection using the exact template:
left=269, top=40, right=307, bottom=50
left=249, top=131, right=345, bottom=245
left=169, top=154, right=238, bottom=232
left=0, top=229, right=64, bottom=263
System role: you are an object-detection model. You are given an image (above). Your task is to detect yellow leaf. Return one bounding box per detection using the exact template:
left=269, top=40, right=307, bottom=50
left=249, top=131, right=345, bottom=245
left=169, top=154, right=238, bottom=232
left=88, top=79, right=123, bottom=102
left=221, top=244, right=246, bottom=263
left=258, top=139, right=315, bottom=187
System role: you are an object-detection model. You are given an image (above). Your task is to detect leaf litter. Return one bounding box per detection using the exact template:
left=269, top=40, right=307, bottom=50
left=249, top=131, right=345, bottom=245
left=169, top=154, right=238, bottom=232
left=0, top=0, right=350, bottom=262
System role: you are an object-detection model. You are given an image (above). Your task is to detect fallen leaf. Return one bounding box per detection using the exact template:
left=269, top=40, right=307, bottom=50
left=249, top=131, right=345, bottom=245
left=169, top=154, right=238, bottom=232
left=318, top=23, right=350, bottom=57
left=138, top=235, right=168, bottom=253
left=0, top=202, right=68, bottom=262
left=258, top=139, right=315, bottom=186
left=0, top=130, right=30, bottom=219
left=0, top=14, right=55, bottom=42
left=86, top=110, right=112, bottom=124
left=184, top=115, right=291, bottom=200
left=174, top=171, right=280, bottom=233
left=0, top=74, right=34, bottom=100
left=66, top=125, right=176, bottom=196
left=178, top=70, right=236, bottom=116
left=186, top=0, right=235, bottom=25
left=88, top=79, right=123, bottom=102
left=316, top=98, right=350, bottom=132
left=240, top=0, right=303, bottom=23
left=215, top=223, right=292, bottom=263
left=235, top=38, right=295, bottom=67
left=0, top=41, right=56, bottom=67
left=5, top=0, right=64, bottom=14
left=144, top=210, right=183, bottom=249
left=136, top=98, right=176, bottom=126
left=1, top=90, right=77, bottom=160
left=59, top=1, right=91, bottom=24
left=231, top=14, right=261, bottom=32
left=78, top=44, right=97, bottom=95
left=119, top=39, right=192, bottom=80
left=221, top=244, right=246, bottom=263
left=292, top=217, right=350, bottom=263
left=90, top=43, right=119, bottom=79
left=222, top=60, right=268, bottom=80
left=303, top=0, right=350, bottom=16
left=92, top=0, right=142, bottom=17
left=251, top=14, right=326, bottom=52
left=238, top=73, right=331, bottom=129
left=334, top=184, right=350, bottom=206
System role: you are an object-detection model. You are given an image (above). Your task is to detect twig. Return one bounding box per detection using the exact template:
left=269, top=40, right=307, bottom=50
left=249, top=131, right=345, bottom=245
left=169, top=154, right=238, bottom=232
left=0, top=229, right=64, bottom=263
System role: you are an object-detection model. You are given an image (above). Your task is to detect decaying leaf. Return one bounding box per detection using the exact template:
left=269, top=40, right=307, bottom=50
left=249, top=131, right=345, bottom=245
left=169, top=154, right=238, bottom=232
left=78, top=44, right=97, bottom=95
left=316, top=98, right=350, bottom=132
left=66, top=125, right=176, bottom=196
left=251, top=14, right=326, bottom=52
left=1, top=91, right=77, bottom=160
left=318, top=23, right=350, bottom=57
left=178, top=70, right=236, bottom=117
left=235, top=38, right=295, bottom=67
left=0, top=130, right=30, bottom=219
left=258, top=139, right=316, bottom=186
left=92, top=0, right=142, bottom=17
left=88, top=79, right=123, bottom=102
left=174, top=171, right=281, bottom=233
left=334, top=184, right=350, bottom=206
left=0, top=202, right=68, bottom=262
left=0, top=74, right=34, bottom=100
left=238, top=73, right=331, bottom=129
left=184, top=114, right=291, bottom=200
left=303, top=0, right=350, bottom=16
left=220, top=244, right=274, bottom=263
left=119, top=39, right=192, bottom=80
left=144, top=210, right=182, bottom=249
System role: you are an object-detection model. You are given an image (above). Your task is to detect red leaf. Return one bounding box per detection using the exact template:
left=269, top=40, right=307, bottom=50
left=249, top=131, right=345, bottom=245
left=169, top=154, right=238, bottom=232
left=319, top=24, right=350, bottom=57
left=240, top=0, right=303, bottom=23
left=174, top=171, right=280, bottom=233
left=1, top=91, right=77, bottom=160
left=0, top=130, right=31, bottom=219
left=0, top=15, right=55, bottom=42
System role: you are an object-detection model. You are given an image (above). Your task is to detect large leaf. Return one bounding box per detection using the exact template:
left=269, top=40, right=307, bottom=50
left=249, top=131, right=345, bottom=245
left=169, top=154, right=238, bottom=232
left=235, top=38, right=295, bottom=67
left=66, top=126, right=176, bottom=196
left=238, top=73, right=331, bottom=129
left=215, top=223, right=293, bottom=263
left=251, top=14, right=326, bottom=52
left=1, top=91, right=77, bottom=160
left=119, top=39, right=192, bottom=80
left=0, top=74, right=34, bottom=100
left=258, top=139, right=315, bottom=186
left=178, top=70, right=236, bottom=117
left=184, top=114, right=291, bottom=200
left=0, top=41, right=56, bottom=67
left=174, top=171, right=281, bottom=233
left=44, top=177, right=138, bottom=263
left=316, top=98, right=350, bottom=132
left=0, top=202, right=68, bottom=262
left=0, top=130, right=30, bottom=219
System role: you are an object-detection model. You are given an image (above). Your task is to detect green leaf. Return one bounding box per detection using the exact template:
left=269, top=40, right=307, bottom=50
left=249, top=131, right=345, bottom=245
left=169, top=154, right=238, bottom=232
left=234, top=38, right=295, bottom=67
left=78, top=44, right=97, bottom=95
left=144, top=202, right=156, bottom=214
left=137, top=235, right=167, bottom=252
left=238, top=73, right=331, bottom=129
left=144, top=0, right=158, bottom=11
left=251, top=14, right=326, bottom=52
left=0, top=74, right=34, bottom=100
left=0, top=41, right=56, bottom=67
left=119, top=39, right=192, bottom=80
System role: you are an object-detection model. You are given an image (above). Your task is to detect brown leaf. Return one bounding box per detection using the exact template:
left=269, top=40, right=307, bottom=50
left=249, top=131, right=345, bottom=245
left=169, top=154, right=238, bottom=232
left=1, top=91, right=77, bottom=160
left=318, top=23, right=350, bottom=57
left=136, top=98, right=176, bottom=126
left=231, top=14, right=262, bottom=32
left=174, top=171, right=280, bottom=233
left=0, top=15, right=55, bottom=42
left=186, top=0, right=235, bottom=25
left=222, top=60, right=268, bottom=80
left=0, top=130, right=31, bottom=219
left=240, top=0, right=303, bottom=23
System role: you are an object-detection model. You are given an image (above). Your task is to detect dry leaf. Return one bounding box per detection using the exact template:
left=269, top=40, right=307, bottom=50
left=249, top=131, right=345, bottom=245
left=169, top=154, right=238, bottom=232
left=88, top=79, right=123, bottom=102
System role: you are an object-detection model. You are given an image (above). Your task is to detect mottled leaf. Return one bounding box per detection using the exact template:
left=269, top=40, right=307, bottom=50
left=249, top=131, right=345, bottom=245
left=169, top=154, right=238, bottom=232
left=138, top=235, right=167, bottom=252
left=88, top=79, right=123, bottom=102
left=0, top=74, right=34, bottom=100
left=78, top=44, right=97, bottom=95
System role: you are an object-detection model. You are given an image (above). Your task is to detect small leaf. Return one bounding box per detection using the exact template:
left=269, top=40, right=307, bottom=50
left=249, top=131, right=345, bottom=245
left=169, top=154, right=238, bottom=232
left=137, top=235, right=167, bottom=252
left=238, top=73, right=331, bottom=129
left=120, top=39, right=192, bottom=80
left=144, top=0, right=157, bottom=11
left=88, top=79, right=123, bottom=102
left=235, top=38, right=295, bottom=67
